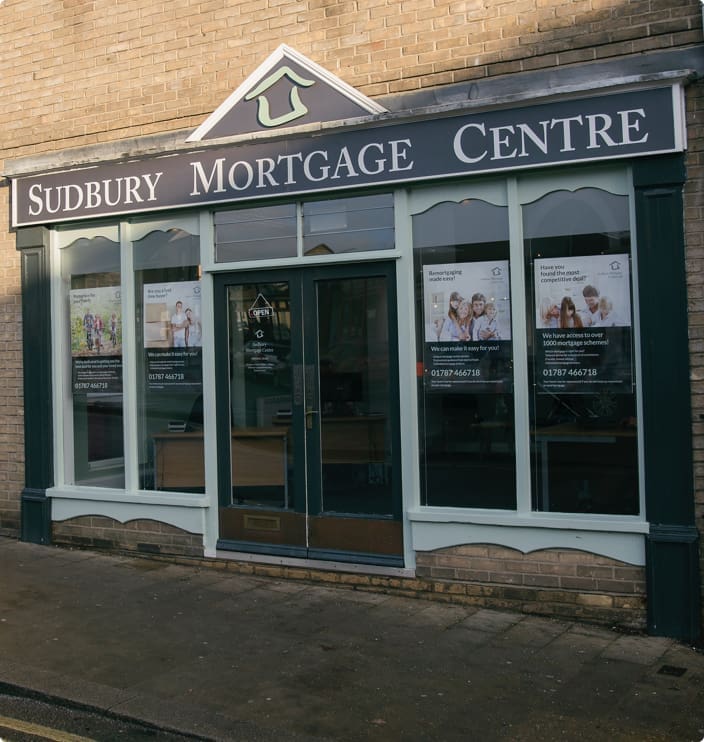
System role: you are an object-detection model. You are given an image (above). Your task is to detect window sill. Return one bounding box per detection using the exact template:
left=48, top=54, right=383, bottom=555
left=47, top=485, right=210, bottom=509
left=406, top=507, right=649, bottom=534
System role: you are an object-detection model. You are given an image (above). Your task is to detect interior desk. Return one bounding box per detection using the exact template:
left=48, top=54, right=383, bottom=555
left=533, top=422, right=636, bottom=511
left=270, top=414, right=387, bottom=464
left=153, top=428, right=288, bottom=496
left=320, top=415, right=386, bottom=464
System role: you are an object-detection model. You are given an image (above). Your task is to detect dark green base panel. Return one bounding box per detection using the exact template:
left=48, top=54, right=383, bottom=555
left=20, top=489, right=52, bottom=545
left=646, top=526, right=700, bottom=642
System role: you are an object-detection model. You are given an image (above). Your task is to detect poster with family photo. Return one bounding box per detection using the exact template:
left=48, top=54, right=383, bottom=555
left=422, top=260, right=512, bottom=392
left=534, top=254, right=633, bottom=394
left=70, top=286, right=122, bottom=394
left=143, top=280, right=203, bottom=392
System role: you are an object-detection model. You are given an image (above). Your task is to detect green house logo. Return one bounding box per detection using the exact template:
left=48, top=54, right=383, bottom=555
left=187, top=44, right=386, bottom=142
left=244, top=66, right=316, bottom=128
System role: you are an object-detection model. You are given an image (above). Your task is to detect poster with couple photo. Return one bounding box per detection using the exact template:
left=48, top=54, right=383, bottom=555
left=143, top=281, right=202, bottom=349
left=534, top=254, right=633, bottom=394
left=422, top=260, right=512, bottom=392
left=143, top=280, right=203, bottom=392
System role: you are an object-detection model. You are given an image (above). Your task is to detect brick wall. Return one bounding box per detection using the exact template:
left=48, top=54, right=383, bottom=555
left=685, top=78, right=704, bottom=629
left=52, top=516, right=203, bottom=558
left=0, top=0, right=700, bottom=160
left=0, top=181, right=23, bottom=536
left=415, top=545, right=646, bottom=628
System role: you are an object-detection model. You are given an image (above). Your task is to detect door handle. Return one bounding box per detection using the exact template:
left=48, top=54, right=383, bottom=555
left=305, top=407, right=318, bottom=429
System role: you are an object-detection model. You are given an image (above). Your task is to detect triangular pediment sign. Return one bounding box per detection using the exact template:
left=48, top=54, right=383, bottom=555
left=187, top=44, right=387, bottom=142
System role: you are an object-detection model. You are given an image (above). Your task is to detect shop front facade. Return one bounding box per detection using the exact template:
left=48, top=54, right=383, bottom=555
left=2, top=4, right=703, bottom=641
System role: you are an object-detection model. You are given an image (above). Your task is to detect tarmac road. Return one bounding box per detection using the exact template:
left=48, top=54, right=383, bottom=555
left=0, top=537, right=703, bottom=741
left=0, top=691, right=203, bottom=741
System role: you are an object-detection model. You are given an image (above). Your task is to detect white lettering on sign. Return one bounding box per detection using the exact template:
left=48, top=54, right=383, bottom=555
left=453, top=109, right=649, bottom=163
left=27, top=172, right=163, bottom=217
left=189, top=139, right=415, bottom=196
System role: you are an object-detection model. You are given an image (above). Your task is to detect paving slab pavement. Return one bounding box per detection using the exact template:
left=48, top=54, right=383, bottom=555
left=0, top=537, right=703, bottom=741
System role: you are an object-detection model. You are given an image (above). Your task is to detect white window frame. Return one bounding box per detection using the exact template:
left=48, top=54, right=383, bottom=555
left=205, top=192, right=402, bottom=273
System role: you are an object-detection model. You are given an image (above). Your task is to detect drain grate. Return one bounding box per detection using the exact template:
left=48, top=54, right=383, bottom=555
left=657, top=665, right=687, bottom=677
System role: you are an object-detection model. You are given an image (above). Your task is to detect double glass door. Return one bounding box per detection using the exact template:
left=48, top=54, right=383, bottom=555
left=214, top=262, right=402, bottom=565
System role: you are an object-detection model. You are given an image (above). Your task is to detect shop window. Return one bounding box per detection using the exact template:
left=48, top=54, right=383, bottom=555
left=60, top=232, right=124, bottom=487
left=412, top=172, right=641, bottom=517
left=316, top=275, right=394, bottom=515
left=413, top=198, right=516, bottom=509
left=214, top=194, right=394, bottom=262
left=134, top=227, right=203, bottom=492
left=524, top=188, right=639, bottom=515
left=303, top=194, right=394, bottom=255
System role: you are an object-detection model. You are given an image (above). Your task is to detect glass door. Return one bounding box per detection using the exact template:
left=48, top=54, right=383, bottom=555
left=214, top=263, right=402, bottom=565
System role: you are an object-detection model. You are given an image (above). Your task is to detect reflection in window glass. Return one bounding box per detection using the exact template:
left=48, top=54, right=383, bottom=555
left=317, top=276, right=393, bottom=515
left=134, top=228, right=204, bottom=492
left=215, top=204, right=297, bottom=262
left=524, top=188, right=639, bottom=515
left=227, top=281, right=295, bottom=510
left=413, top=200, right=516, bottom=509
left=62, top=235, right=124, bottom=488
left=303, top=194, right=394, bottom=255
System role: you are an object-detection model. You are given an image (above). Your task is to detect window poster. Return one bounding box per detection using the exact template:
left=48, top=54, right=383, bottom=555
left=533, top=254, right=633, bottom=394
left=143, top=280, right=203, bottom=392
left=70, top=286, right=123, bottom=394
left=422, top=260, right=512, bottom=392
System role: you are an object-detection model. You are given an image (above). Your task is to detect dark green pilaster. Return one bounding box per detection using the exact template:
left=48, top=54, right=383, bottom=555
left=633, top=155, right=700, bottom=641
left=17, top=226, right=53, bottom=544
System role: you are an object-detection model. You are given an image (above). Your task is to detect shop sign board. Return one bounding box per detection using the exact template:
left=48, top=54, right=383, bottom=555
left=11, top=86, right=684, bottom=227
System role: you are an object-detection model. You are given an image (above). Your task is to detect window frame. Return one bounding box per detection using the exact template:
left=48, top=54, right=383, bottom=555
left=49, top=213, right=211, bottom=508
left=53, top=222, right=122, bottom=489
left=207, top=190, right=401, bottom=272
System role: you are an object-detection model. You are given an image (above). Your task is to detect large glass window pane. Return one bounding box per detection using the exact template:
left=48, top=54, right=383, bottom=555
left=524, top=188, right=639, bottom=515
left=135, top=227, right=203, bottom=492
left=316, top=276, right=393, bottom=515
left=62, top=235, right=124, bottom=488
left=215, top=204, right=297, bottom=262
left=226, top=281, right=294, bottom=510
left=413, top=199, right=515, bottom=509
left=303, top=194, right=394, bottom=255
